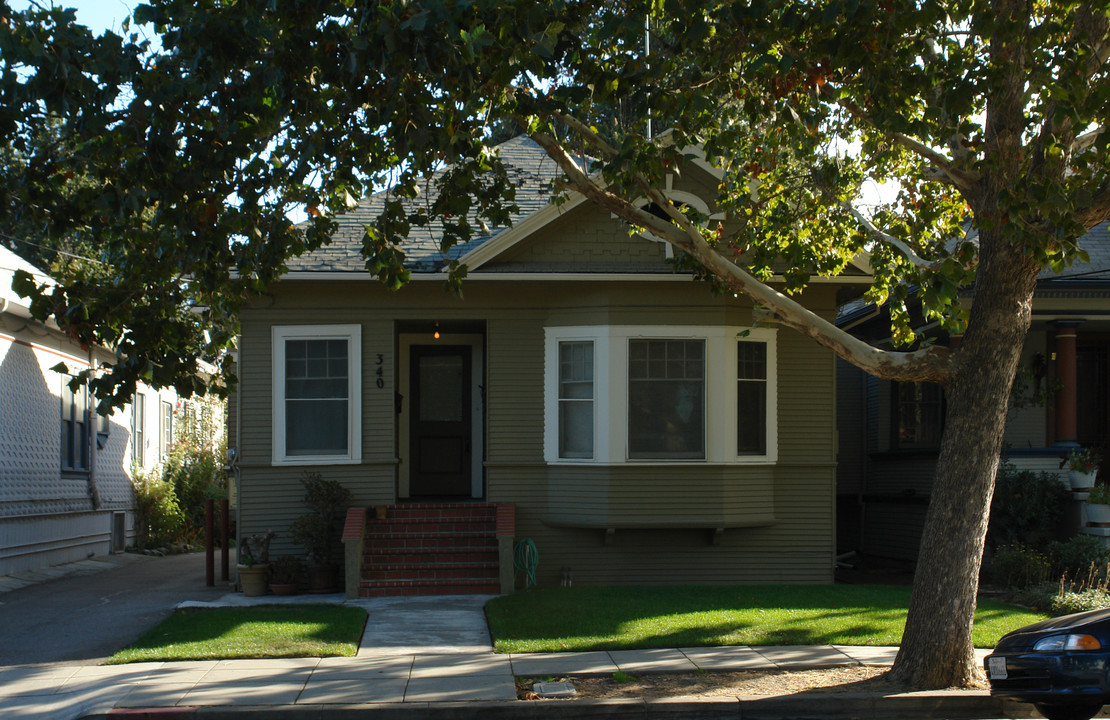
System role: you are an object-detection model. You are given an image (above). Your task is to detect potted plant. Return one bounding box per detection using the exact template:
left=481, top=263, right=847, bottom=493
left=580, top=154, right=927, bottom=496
left=237, top=529, right=275, bottom=597
left=269, top=555, right=303, bottom=595
left=289, top=471, right=352, bottom=592
left=1062, top=448, right=1101, bottom=490
left=1085, top=483, right=1110, bottom=524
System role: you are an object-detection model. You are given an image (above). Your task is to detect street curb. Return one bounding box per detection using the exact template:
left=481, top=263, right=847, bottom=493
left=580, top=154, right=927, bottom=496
left=80, top=693, right=1045, bottom=720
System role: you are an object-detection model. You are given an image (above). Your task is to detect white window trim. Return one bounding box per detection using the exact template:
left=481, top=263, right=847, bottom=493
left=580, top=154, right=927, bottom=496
left=272, top=324, right=362, bottom=466
left=544, top=325, right=777, bottom=465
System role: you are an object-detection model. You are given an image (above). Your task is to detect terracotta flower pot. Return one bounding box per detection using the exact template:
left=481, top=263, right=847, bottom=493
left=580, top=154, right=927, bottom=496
left=237, top=563, right=270, bottom=597
left=269, top=582, right=299, bottom=596
left=306, top=563, right=337, bottom=593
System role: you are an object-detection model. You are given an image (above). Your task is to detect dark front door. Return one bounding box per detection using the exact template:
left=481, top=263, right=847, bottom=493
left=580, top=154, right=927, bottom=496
left=410, top=345, right=472, bottom=497
left=1078, top=345, right=1109, bottom=455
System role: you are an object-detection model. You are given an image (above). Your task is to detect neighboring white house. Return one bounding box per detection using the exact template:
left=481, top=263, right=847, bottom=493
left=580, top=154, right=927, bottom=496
left=0, top=247, right=182, bottom=576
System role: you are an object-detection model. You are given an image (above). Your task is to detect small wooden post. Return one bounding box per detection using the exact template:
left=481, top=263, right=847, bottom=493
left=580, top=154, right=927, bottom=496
left=220, top=497, right=230, bottom=581
left=205, top=498, right=214, bottom=587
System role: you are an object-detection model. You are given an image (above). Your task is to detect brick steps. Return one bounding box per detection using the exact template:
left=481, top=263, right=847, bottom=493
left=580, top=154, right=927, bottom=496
left=359, top=503, right=501, bottom=597
left=363, top=579, right=502, bottom=597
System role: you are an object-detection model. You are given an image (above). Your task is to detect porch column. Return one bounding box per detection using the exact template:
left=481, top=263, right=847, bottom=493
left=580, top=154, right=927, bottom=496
left=1053, top=320, right=1082, bottom=448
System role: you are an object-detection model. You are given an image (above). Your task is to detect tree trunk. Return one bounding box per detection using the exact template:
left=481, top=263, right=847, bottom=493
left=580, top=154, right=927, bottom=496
left=888, top=232, right=1040, bottom=688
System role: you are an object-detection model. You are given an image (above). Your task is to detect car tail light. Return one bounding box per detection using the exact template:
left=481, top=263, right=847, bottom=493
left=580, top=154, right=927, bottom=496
left=1033, top=634, right=1102, bottom=651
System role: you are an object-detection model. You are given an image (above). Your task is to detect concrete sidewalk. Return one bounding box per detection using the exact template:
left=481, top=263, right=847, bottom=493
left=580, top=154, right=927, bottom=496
left=0, top=589, right=1039, bottom=720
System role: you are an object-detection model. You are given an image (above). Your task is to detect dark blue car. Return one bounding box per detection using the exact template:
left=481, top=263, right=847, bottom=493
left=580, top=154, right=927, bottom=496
left=986, top=607, right=1110, bottom=720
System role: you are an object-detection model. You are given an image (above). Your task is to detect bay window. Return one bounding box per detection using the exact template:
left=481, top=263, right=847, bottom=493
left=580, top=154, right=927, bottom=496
left=544, top=325, right=776, bottom=464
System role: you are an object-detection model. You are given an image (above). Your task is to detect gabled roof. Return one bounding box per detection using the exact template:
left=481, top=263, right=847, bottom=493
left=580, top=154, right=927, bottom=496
left=0, top=245, right=52, bottom=310
left=285, top=135, right=872, bottom=280
left=838, top=221, right=1110, bottom=328
left=286, top=136, right=564, bottom=274
left=1040, top=222, right=1110, bottom=286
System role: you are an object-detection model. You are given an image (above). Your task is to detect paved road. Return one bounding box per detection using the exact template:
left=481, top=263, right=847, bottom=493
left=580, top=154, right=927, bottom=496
left=0, top=552, right=229, bottom=666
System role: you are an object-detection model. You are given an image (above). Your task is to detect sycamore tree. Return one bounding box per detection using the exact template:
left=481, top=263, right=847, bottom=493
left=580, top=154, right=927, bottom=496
left=3, top=0, right=1110, bottom=687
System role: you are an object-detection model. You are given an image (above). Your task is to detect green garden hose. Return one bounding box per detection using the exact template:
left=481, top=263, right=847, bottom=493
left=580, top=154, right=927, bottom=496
left=513, top=538, right=539, bottom=588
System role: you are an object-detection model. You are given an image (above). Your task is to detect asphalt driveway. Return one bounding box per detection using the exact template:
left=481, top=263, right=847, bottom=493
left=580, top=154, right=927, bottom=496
left=0, top=552, right=229, bottom=666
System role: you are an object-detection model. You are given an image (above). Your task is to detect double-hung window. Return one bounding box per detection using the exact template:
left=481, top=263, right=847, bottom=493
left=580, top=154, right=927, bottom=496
left=558, top=341, right=594, bottom=458
left=545, top=326, right=776, bottom=464
left=737, top=342, right=767, bottom=455
left=131, top=393, right=146, bottom=467
left=628, top=339, right=705, bottom=459
left=161, top=400, right=174, bottom=459
left=61, top=380, right=89, bottom=473
left=273, top=325, right=362, bottom=465
left=893, top=381, right=944, bottom=449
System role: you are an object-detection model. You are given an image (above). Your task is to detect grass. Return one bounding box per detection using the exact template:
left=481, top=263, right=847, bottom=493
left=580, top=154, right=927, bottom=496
left=485, top=585, right=1047, bottom=654
left=107, top=604, right=368, bottom=664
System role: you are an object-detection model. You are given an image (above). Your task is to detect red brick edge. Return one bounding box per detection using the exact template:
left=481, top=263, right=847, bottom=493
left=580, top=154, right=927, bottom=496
left=341, top=507, right=368, bottom=541
left=495, top=503, right=515, bottom=538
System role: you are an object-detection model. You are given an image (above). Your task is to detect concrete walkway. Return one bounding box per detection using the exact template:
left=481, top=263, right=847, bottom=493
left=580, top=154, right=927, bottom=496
left=0, top=590, right=1019, bottom=720
left=0, top=559, right=1029, bottom=719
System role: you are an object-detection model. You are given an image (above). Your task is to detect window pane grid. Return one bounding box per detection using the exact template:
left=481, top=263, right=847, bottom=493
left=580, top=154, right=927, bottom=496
left=628, top=339, right=705, bottom=459
left=896, top=382, right=943, bottom=448
left=285, top=338, right=350, bottom=457
left=737, top=342, right=768, bottom=455
left=132, top=393, right=145, bottom=466
left=61, top=383, right=89, bottom=472
left=558, top=341, right=594, bottom=458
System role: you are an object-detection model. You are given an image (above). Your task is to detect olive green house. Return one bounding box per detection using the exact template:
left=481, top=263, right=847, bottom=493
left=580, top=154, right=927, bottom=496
left=229, top=137, right=871, bottom=595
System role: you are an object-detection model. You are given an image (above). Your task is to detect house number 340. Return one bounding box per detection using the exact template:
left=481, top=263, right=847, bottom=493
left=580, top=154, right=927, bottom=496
left=375, top=353, right=384, bottom=389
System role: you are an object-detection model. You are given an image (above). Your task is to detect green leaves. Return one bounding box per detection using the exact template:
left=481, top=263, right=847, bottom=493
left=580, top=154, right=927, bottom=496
left=3, top=0, right=1110, bottom=405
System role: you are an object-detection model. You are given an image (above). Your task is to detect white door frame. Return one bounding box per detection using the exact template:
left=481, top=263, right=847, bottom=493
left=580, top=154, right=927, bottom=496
left=398, top=332, right=485, bottom=499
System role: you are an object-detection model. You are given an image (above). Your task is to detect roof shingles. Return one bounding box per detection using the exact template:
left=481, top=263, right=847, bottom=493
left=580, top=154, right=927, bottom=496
left=286, top=136, right=562, bottom=274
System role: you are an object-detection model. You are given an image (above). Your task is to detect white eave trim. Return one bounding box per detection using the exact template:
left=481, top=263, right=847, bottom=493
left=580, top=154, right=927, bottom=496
left=847, top=250, right=873, bottom=275
left=278, top=270, right=874, bottom=283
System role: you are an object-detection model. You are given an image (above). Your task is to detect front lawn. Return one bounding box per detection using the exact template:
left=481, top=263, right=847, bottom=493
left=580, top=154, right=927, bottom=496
left=107, top=604, right=367, bottom=664
left=486, top=585, right=1046, bottom=653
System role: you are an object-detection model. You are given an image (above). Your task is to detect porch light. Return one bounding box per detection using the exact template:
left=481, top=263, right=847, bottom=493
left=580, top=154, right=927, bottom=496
left=433, top=322, right=440, bottom=340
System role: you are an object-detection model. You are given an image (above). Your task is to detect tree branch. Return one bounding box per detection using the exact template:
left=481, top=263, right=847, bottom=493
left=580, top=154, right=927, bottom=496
left=526, top=126, right=953, bottom=385
left=1076, top=179, right=1110, bottom=229
left=838, top=201, right=944, bottom=271
left=823, top=88, right=981, bottom=192
left=552, top=111, right=620, bottom=159
left=1072, top=125, right=1106, bottom=153
left=1080, top=11, right=1110, bottom=81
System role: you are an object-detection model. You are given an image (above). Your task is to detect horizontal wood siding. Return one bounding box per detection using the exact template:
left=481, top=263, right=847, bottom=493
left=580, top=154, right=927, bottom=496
left=226, top=355, right=238, bottom=456
left=493, top=287, right=836, bottom=585
left=863, top=499, right=928, bottom=562
left=836, top=359, right=864, bottom=495
left=492, top=203, right=667, bottom=270
left=866, top=455, right=937, bottom=497
left=238, top=280, right=840, bottom=584
left=235, top=296, right=398, bottom=553
left=486, top=317, right=545, bottom=465
left=1005, top=334, right=1052, bottom=448
left=865, top=374, right=880, bottom=452
left=547, top=465, right=776, bottom=528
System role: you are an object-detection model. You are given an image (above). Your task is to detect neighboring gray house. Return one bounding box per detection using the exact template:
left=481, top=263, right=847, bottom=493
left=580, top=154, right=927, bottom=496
left=231, top=137, right=873, bottom=595
left=0, top=247, right=181, bottom=576
left=836, top=223, right=1110, bottom=564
